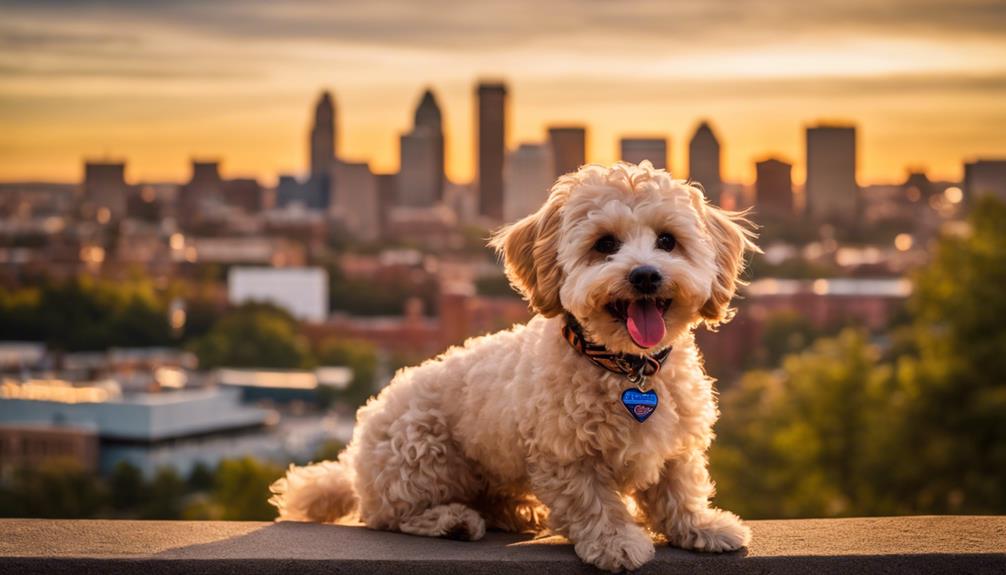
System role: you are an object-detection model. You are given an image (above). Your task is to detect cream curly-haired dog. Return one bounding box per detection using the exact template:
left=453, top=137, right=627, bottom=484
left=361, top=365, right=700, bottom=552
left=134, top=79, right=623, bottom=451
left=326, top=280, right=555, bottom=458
left=270, top=161, right=758, bottom=572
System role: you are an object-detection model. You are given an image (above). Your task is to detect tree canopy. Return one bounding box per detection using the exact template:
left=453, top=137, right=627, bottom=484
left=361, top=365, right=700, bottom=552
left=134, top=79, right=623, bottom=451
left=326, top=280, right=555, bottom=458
left=711, top=198, right=1006, bottom=518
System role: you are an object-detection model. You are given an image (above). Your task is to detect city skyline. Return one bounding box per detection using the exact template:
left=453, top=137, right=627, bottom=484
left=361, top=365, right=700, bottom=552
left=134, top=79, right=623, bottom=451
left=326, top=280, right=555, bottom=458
left=1, top=0, right=1004, bottom=186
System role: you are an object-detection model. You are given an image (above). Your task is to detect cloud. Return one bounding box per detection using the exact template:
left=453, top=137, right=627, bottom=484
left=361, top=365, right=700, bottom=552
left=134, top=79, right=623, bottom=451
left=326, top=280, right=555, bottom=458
left=2, top=0, right=1004, bottom=53
left=0, top=28, right=138, bottom=50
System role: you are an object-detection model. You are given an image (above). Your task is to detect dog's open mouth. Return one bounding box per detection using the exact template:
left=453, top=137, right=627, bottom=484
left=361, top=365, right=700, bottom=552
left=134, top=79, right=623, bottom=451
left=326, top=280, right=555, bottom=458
left=606, top=298, right=671, bottom=349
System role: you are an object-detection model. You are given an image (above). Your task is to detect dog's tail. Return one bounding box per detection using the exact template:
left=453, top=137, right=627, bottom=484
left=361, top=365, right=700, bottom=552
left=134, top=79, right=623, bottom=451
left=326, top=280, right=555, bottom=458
left=268, top=449, right=359, bottom=523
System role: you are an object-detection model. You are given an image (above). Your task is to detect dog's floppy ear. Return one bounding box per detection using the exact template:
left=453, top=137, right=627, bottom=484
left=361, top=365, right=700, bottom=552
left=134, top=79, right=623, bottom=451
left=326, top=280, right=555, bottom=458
left=490, top=195, right=565, bottom=317
left=699, top=204, right=760, bottom=328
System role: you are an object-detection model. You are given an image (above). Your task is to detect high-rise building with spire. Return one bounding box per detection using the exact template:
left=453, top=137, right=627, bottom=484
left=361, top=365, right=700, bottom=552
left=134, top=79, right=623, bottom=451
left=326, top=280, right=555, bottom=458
left=688, top=121, right=722, bottom=205
left=309, top=91, right=336, bottom=209
left=399, top=89, right=445, bottom=207
left=476, top=82, right=507, bottom=221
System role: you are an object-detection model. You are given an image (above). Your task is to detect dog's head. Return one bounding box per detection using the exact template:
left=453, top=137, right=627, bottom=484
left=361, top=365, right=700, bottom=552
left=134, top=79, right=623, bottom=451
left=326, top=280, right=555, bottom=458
left=492, top=162, right=758, bottom=354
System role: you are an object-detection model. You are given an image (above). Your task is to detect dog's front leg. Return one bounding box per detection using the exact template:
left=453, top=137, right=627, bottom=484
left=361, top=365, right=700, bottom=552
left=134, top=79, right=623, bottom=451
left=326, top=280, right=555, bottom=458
left=636, top=451, right=750, bottom=552
left=529, top=460, right=654, bottom=572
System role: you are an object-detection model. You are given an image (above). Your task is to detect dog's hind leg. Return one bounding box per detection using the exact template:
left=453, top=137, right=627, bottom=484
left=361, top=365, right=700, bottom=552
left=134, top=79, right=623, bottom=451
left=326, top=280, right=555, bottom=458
left=398, top=502, right=486, bottom=540
left=478, top=491, right=549, bottom=533
left=354, top=406, right=487, bottom=540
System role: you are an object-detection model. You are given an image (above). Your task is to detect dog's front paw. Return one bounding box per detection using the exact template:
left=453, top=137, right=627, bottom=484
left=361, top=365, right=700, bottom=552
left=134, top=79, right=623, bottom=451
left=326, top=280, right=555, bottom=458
left=574, top=522, right=655, bottom=572
left=667, top=508, right=751, bottom=553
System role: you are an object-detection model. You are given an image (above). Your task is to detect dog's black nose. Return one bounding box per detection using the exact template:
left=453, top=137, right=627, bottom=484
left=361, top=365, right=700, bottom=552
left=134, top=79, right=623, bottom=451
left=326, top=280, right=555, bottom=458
left=628, top=265, right=662, bottom=294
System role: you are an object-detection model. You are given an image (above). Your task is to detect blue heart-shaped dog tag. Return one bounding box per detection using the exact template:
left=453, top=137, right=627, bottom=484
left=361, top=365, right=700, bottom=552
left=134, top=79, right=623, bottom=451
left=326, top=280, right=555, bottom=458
left=621, top=388, right=658, bottom=423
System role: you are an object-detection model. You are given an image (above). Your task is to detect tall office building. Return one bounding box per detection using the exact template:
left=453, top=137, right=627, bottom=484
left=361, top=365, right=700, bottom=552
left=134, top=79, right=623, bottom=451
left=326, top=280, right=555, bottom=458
left=376, top=173, right=398, bottom=237
left=805, top=124, right=858, bottom=222
left=332, top=161, right=379, bottom=242
left=688, top=121, right=722, bottom=204
left=548, top=126, right=586, bottom=179
left=399, top=89, right=445, bottom=207
left=504, top=143, right=554, bottom=222
left=178, top=160, right=224, bottom=223
left=755, top=158, right=794, bottom=218
left=620, top=138, right=668, bottom=170
left=963, top=159, right=1006, bottom=205
left=309, top=91, right=337, bottom=210
left=83, top=161, right=128, bottom=219
left=476, top=82, right=507, bottom=221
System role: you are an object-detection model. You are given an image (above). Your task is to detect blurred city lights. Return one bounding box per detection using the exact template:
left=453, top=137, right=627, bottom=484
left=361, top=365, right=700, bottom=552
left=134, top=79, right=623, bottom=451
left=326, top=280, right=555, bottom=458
left=895, top=233, right=914, bottom=251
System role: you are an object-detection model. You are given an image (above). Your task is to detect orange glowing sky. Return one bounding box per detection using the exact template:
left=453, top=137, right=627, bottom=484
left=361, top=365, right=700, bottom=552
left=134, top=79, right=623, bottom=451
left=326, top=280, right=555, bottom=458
left=1, top=0, right=1004, bottom=186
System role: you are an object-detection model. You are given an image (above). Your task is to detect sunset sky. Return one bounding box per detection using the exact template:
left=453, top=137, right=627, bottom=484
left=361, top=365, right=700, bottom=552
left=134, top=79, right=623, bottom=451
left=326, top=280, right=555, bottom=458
left=1, top=0, right=1004, bottom=186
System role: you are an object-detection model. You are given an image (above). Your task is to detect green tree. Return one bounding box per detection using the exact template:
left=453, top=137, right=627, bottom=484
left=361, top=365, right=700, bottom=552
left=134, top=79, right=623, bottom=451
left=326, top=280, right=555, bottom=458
left=752, top=310, right=821, bottom=369
left=187, top=462, right=215, bottom=492
left=327, top=265, right=438, bottom=317
left=0, top=274, right=172, bottom=350
left=210, top=457, right=284, bottom=521
left=316, top=337, right=379, bottom=408
left=711, top=330, right=899, bottom=519
left=108, top=461, right=146, bottom=512
left=141, top=467, right=187, bottom=519
left=0, top=461, right=106, bottom=518
left=891, top=196, right=1006, bottom=513
left=314, top=440, right=346, bottom=463
left=190, top=303, right=311, bottom=369
left=712, top=198, right=1006, bottom=518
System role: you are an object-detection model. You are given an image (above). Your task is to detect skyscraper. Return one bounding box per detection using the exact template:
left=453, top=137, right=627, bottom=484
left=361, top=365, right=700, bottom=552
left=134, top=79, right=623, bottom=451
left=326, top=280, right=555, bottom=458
left=755, top=158, right=794, bottom=218
left=332, top=161, right=379, bottom=242
left=504, top=143, right=554, bottom=222
left=477, top=82, right=507, bottom=221
left=178, top=160, right=224, bottom=224
left=309, top=91, right=337, bottom=209
left=83, top=160, right=128, bottom=219
left=620, top=137, right=668, bottom=170
left=399, top=89, right=445, bottom=207
left=805, top=124, right=857, bottom=222
left=548, top=126, right=586, bottom=179
left=963, top=159, right=1006, bottom=205
left=688, top=121, right=722, bottom=205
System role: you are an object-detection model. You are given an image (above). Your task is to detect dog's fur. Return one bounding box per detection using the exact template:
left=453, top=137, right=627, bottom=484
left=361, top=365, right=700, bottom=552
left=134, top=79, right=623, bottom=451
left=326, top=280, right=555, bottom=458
left=270, top=162, right=758, bottom=572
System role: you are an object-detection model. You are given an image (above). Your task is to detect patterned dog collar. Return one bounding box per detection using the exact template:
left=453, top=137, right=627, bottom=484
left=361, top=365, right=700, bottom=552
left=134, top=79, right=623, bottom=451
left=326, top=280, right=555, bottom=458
left=561, top=314, right=671, bottom=389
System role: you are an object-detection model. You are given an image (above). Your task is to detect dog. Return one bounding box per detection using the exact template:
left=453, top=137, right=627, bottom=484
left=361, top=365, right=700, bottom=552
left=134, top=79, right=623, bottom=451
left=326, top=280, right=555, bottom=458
left=269, top=161, right=758, bottom=572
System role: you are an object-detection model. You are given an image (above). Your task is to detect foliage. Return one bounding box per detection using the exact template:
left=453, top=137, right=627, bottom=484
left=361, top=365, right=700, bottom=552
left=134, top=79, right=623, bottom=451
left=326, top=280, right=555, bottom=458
left=711, top=330, right=900, bottom=518
left=0, top=275, right=172, bottom=350
left=712, top=198, right=1006, bottom=518
left=750, top=311, right=821, bottom=369
left=0, top=457, right=286, bottom=521
left=313, top=440, right=347, bottom=463
left=140, top=467, right=187, bottom=519
left=315, top=337, right=379, bottom=408
left=327, top=264, right=438, bottom=317
left=108, top=461, right=146, bottom=511
left=186, top=462, right=215, bottom=492
left=0, top=460, right=106, bottom=518
left=184, top=458, right=285, bottom=521
left=891, top=196, right=1006, bottom=513
left=189, top=302, right=312, bottom=369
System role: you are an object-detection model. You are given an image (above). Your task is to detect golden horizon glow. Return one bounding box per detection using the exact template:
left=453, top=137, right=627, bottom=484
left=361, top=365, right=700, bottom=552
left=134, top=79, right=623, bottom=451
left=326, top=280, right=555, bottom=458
left=1, top=1, right=1004, bottom=186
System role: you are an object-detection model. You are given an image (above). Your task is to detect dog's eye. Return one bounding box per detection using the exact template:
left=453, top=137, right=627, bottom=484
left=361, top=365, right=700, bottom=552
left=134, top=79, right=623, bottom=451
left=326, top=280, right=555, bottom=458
left=593, top=235, right=621, bottom=255
left=656, top=232, right=677, bottom=252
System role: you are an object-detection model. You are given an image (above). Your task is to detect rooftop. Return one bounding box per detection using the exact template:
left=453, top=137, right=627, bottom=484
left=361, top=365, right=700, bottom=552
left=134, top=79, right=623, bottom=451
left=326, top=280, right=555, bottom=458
left=2, top=516, right=1003, bottom=574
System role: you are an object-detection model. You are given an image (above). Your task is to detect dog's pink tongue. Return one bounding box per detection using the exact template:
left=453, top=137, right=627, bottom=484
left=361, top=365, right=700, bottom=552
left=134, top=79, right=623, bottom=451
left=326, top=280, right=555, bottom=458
left=626, top=300, right=666, bottom=349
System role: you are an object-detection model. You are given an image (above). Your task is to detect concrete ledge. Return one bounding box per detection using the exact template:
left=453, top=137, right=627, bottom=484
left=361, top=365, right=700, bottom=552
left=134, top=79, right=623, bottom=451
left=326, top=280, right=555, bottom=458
left=2, top=516, right=1004, bottom=574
